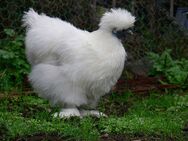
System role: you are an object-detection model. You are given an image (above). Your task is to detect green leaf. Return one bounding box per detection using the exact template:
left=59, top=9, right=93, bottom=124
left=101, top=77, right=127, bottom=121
left=0, top=49, right=14, bottom=59
left=4, top=29, right=15, bottom=37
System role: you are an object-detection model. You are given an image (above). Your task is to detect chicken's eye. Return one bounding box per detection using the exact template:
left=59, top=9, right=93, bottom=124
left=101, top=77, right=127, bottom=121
left=112, top=28, right=118, bottom=36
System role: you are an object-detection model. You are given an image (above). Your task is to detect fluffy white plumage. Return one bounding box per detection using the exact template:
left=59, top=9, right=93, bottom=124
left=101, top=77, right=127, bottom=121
left=22, top=8, right=135, bottom=118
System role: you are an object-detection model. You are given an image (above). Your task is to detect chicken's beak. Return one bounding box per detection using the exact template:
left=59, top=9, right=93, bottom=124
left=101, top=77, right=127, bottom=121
left=127, top=29, right=133, bottom=35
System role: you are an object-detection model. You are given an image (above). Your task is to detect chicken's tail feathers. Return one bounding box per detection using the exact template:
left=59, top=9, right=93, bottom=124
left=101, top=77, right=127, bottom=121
left=22, top=8, right=40, bottom=29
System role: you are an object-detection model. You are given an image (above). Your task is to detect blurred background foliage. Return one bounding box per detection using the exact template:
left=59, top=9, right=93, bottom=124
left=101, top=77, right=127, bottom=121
left=0, top=0, right=188, bottom=91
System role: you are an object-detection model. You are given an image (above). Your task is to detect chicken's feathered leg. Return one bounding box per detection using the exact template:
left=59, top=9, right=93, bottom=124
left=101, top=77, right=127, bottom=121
left=54, top=108, right=81, bottom=118
left=80, top=110, right=107, bottom=118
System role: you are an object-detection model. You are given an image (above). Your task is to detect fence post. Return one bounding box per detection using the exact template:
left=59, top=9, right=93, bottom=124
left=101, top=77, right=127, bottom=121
left=170, top=0, right=174, bottom=17
left=112, top=0, right=116, bottom=8
left=131, top=0, right=135, bottom=14
left=92, top=0, right=96, bottom=11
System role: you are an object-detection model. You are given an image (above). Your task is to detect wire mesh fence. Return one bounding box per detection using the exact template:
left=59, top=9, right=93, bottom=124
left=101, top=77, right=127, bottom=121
left=0, top=0, right=188, bottom=57
left=0, top=0, right=188, bottom=90
left=0, top=0, right=97, bottom=35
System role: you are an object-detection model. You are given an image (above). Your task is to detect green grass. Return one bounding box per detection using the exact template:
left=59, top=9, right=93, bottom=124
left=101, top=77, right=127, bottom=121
left=0, top=91, right=187, bottom=140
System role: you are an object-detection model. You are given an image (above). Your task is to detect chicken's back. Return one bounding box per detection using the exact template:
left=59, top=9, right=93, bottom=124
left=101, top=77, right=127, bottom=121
left=23, top=8, right=88, bottom=66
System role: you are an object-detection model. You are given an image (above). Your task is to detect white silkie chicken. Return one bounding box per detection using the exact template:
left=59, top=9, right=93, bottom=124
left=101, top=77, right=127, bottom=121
left=23, top=8, right=135, bottom=118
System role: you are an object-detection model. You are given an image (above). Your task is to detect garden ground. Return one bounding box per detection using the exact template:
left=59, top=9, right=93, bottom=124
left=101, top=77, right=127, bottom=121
left=0, top=89, right=188, bottom=141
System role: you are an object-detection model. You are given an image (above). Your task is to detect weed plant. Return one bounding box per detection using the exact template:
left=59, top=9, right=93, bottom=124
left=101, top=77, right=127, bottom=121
left=0, top=29, right=30, bottom=91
